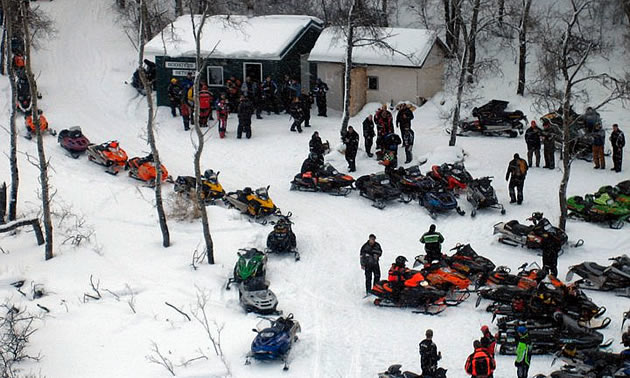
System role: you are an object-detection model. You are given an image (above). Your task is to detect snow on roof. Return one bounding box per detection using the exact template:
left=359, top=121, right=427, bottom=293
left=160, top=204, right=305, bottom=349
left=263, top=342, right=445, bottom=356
left=308, top=27, right=439, bottom=68
left=145, top=15, right=323, bottom=60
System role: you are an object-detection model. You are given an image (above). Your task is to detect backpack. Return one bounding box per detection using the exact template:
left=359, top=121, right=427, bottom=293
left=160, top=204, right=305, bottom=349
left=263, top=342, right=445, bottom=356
left=517, top=159, right=528, bottom=176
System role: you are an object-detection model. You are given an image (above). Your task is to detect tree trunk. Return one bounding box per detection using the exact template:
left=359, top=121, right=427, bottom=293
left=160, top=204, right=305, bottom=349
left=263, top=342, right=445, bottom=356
left=3, top=0, right=19, bottom=222
left=140, top=0, right=152, bottom=40
left=139, top=0, right=170, bottom=247
left=175, top=0, right=183, bottom=16
left=381, top=0, right=388, bottom=26
left=516, top=0, right=532, bottom=96
left=340, top=1, right=355, bottom=136
left=466, top=0, right=480, bottom=83
left=498, top=0, right=505, bottom=26
left=623, top=0, right=630, bottom=25
left=443, top=0, right=452, bottom=51
left=21, top=2, right=53, bottom=259
left=451, top=0, right=461, bottom=53
left=191, top=11, right=215, bottom=264
left=558, top=80, right=573, bottom=231
left=449, top=45, right=468, bottom=146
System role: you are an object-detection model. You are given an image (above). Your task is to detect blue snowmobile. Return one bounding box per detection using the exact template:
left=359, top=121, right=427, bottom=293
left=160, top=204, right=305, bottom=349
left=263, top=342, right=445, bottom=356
left=246, top=313, right=301, bottom=370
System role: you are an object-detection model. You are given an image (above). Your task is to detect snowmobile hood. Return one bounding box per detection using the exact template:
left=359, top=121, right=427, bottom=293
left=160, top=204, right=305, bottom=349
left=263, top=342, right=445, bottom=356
left=235, top=250, right=265, bottom=280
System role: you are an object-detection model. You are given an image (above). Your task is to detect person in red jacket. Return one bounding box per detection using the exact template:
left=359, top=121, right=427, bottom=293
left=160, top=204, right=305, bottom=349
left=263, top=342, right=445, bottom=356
left=216, top=94, right=229, bottom=138
left=465, top=340, right=496, bottom=378
left=480, top=325, right=496, bottom=358
left=180, top=101, right=191, bottom=131
left=26, top=110, right=48, bottom=134
left=388, top=256, right=410, bottom=303
left=198, top=84, right=213, bottom=128
left=374, top=104, right=393, bottom=158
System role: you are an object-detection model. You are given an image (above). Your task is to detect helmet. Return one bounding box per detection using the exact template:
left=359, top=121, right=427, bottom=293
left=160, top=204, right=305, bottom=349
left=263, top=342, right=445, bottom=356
left=170, top=78, right=177, bottom=84
left=480, top=325, right=490, bottom=334
left=395, top=255, right=408, bottom=267
left=531, top=212, right=543, bottom=221
left=563, top=343, right=577, bottom=357
left=516, top=326, right=527, bottom=335
left=109, top=141, right=119, bottom=149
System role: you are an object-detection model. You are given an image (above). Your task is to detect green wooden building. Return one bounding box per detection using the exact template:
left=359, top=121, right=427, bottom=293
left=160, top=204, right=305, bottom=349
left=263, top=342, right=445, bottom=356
left=145, top=15, right=323, bottom=106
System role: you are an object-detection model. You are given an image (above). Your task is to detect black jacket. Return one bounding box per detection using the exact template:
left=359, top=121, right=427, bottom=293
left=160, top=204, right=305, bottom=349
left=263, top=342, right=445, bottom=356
left=289, top=102, right=304, bottom=121
left=506, top=157, right=528, bottom=181
left=360, top=241, right=382, bottom=267
left=167, top=83, right=182, bottom=102
left=525, top=126, right=541, bottom=149
left=419, top=339, right=441, bottom=372
left=237, top=99, right=254, bottom=120
left=300, top=157, right=323, bottom=175
left=343, top=129, right=360, bottom=152
left=363, top=117, right=375, bottom=138
left=310, top=135, right=325, bottom=155
left=611, top=129, right=626, bottom=150
left=396, top=107, right=414, bottom=129
left=541, top=127, right=556, bottom=150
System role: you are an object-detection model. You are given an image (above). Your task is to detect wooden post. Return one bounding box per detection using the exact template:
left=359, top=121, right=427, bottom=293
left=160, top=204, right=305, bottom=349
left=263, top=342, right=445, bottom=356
left=0, top=182, right=6, bottom=224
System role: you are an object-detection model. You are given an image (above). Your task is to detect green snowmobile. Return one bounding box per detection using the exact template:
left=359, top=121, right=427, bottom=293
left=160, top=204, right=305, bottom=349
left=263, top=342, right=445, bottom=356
left=226, top=248, right=267, bottom=289
left=568, top=192, right=630, bottom=229
left=597, top=183, right=630, bottom=209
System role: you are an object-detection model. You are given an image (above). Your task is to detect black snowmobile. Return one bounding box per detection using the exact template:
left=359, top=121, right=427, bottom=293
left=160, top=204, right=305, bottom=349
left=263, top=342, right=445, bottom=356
left=16, top=75, right=32, bottom=114
left=466, top=177, right=505, bottom=217
left=445, top=243, right=496, bottom=282
left=417, top=176, right=465, bottom=218
left=496, top=312, right=610, bottom=355
left=355, top=172, right=409, bottom=209
left=493, top=212, right=572, bottom=250
left=453, top=100, right=527, bottom=137
left=378, top=364, right=447, bottom=378
left=540, top=108, right=607, bottom=162
left=566, top=255, right=630, bottom=296
left=388, top=165, right=426, bottom=199
left=290, top=163, right=355, bottom=196
left=265, top=215, right=299, bottom=261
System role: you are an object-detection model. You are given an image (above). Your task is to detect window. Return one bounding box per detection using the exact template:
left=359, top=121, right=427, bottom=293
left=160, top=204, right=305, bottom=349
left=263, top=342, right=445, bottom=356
left=207, top=66, right=224, bottom=86
left=368, top=76, right=379, bottom=90
left=243, top=62, right=263, bottom=82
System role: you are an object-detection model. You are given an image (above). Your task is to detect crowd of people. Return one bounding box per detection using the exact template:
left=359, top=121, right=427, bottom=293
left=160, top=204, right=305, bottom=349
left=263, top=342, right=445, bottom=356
left=166, top=72, right=329, bottom=139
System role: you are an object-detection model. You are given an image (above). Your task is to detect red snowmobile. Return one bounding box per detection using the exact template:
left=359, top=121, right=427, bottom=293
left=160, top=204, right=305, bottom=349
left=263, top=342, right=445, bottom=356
left=86, top=140, right=128, bottom=175
left=371, top=272, right=449, bottom=315
left=126, top=154, right=171, bottom=185
left=58, top=127, right=90, bottom=158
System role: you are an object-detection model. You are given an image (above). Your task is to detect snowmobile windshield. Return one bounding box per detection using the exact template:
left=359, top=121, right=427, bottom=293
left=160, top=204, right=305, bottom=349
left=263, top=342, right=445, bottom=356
left=323, top=164, right=338, bottom=176
left=255, top=188, right=269, bottom=200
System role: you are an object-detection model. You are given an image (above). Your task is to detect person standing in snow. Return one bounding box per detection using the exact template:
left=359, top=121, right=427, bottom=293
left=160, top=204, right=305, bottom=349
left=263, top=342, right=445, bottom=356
left=524, top=120, right=541, bottom=167
left=216, top=94, right=229, bottom=138
left=363, top=114, right=376, bottom=157
left=237, top=95, right=254, bottom=139
left=289, top=96, right=304, bottom=133
left=541, top=120, right=556, bottom=169
left=300, top=92, right=314, bottom=128
left=479, top=325, right=496, bottom=359
left=180, top=72, right=194, bottom=94
left=167, top=78, right=182, bottom=117
left=419, top=329, right=442, bottom=377
left=419, top=224, right=444, bottom=263
left=505, top=153, right=528, bottom=204
left=610, top=123, right=625, bottom=172
left=343, top=126, right=359, bottom=172
left=198, top=84, right=213, bottom=127
left=514, top=326, right=532, bottom=378
left=465, top=340, right=496, bottom=378
left=375, top=104, right=393, bottom=158
left=309, top=131, right=326, bottom=160
left=360, top=234, right=382, bottom=295
left=592, top=123, right=606, bottom=169
left=262, top=75, right=279, bottom=115
left=396, top=104, right=415, bottom=164
left=313, top=78, right=329, bottom=117
left=180, top=101, right=191, bottom=131
left=541, top=232, right=561, bottom=277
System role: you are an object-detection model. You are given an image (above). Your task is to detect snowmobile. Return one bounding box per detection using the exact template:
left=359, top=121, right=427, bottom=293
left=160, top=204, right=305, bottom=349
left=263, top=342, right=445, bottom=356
left=417, top=176, right=465, bottom=218
left=493, top=212, right=571, bottom=249
left=481, top=263, right=542, bottom=289
left=126, top=154, right=171, bottom=185
left=371, top=276, right=449, bottom=315
left=355, top=172, right=408, bottom=209
left=57, top=127, right=90, bottom=158
left=223, top=186, right=284, bottom=224
left=290, top=163, right=354, bottom=196
left=429, top=162, right=473, bottom=191
left=452, top=99, right=527, bottom=137
left=540, top=110, right=603, bottom=162
left=466, top=177, right=505, bottom=217
left=547, top=346, right=630, bottom=378
left=568, top=192, right=630, bottom=229
left=598, top=184, right=630, bottom=209
left=388, top=165, right=427, bottom=199
left=226, top=248, right=267, bottom=290
left=444, top=243, right=496, bottom=281
left=496, top=312, right=610, bottom=355
left=16, top=75, right=32, bottom=113
left=237, top=276, right=279, bottom=315
left=265, top=215, right=299, bottom=261
left=246, top=313, right=301, bottom=370
left=86, top=140, right=128, bottom=175
left=413, top=257, right=472, bottom=291
left=173, top=169, right=225, bottom=205
left=566, top=255, right=630, bottom=296
left=378, top=364, right=447, bottom=378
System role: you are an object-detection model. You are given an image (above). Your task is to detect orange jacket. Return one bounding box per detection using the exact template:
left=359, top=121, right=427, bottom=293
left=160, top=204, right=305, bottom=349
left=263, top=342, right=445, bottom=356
left=13, top=55, right=25, bottom=68
left=465, top=348, right=495, bottom=377
left=26, top=114, right=48, bottom=133
left=388, top=265, right=409, bottom=282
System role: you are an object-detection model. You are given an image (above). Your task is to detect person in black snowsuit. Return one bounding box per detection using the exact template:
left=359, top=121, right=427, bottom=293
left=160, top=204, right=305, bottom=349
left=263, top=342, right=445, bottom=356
left=363, top=114, right=376, bottom=157
left=261, top=76, right=279, bottom=115
left=419, top=329, right=442, bottom=377
left=237, top=95, right=254, bottom=139
left=505, top=153, right=528, bottom=204
left=610, top=123, right=625, bottom=172
left=396, top=104, right=415, bottom=164
left=541, top=233, right=561, bottom=277
left=300, top=92, right=314, bottom=128
left=167, top=78, right=182, bottom=117
left=360, top=234, right=382, bottom=295
left=313, top=78, right=329, bottom=116
left=343, top=126, right=360, bottom=172
left=541, top=120, right=556, bottom=169
left=289, top=97, right=304, bottom=133
left=309, top=131, right=326, bottom=158
left=419, top=224, right=445, bottom=263
left=525, top=120, right=541, bottom=167
left=241, top=76, right=263, bottom=120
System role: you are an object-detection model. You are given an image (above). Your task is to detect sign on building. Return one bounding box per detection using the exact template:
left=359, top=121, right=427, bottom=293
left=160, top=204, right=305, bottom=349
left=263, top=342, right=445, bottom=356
left=172, top=69, right=195, bottom=77
left=165, top=61, right=197, bottom=70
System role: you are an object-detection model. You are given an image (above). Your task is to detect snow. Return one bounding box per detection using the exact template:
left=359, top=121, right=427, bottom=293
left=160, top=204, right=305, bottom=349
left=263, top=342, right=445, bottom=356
left=1, top=1, right=630, bottom=378
left=308, top=27, right=438, bottom=67
left=145, top=15, right=323, bottom=60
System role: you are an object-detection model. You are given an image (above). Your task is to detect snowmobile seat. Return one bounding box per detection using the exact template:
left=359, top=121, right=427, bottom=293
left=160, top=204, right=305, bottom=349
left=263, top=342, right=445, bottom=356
left=505, top=220, right=532, bottom=236
left=584, top=262, right=608, bottom=276
left=617, top=181, right=630, bottom=196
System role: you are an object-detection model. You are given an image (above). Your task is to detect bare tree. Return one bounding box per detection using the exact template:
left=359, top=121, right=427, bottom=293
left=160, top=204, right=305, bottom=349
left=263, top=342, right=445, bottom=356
left=137, top=0, right=170, bottom=247
left=20, top=2, right=54, bottom=260
left=516, top=0, right=533, bottom=95
left=531, top=0, right=630, bottom=229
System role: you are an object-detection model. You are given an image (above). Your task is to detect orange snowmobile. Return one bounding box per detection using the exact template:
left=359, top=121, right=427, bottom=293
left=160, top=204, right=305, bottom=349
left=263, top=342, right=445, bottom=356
left=126, top=154, right=171, bottom=185
left=86, top=140, right=128, bottom=175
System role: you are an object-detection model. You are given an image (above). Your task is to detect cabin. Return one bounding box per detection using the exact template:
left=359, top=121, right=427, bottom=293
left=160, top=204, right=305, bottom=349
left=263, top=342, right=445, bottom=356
left=308, top=27, right=447, bottom=115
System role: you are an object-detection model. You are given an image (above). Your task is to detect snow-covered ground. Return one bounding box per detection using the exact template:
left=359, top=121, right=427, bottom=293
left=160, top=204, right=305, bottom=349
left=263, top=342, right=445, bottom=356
left=1, top=1, right=629, bottom=377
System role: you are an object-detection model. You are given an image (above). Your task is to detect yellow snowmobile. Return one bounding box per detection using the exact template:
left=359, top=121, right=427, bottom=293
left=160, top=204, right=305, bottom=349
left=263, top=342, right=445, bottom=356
left=223, top=186, right=285, bottom=224
left=174, top=169, right=225, bottom=205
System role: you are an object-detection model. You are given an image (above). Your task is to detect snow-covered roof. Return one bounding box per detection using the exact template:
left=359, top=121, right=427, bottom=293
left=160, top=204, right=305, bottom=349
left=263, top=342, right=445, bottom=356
left=145, top=15, right=323, bottom=60
left=308, top=27, right=441, bottom=68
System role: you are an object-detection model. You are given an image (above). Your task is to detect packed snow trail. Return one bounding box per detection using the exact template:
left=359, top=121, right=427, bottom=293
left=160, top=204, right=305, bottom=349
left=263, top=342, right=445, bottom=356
left=0, top=1, right=629, bottom=377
